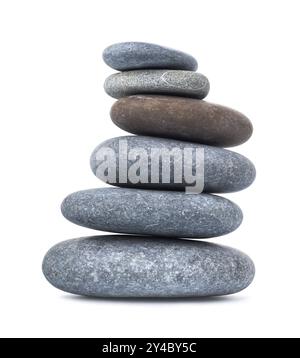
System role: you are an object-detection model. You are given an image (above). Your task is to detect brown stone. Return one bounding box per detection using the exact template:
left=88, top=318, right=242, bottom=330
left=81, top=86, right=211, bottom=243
left=110, top=95, right=253, bottom=147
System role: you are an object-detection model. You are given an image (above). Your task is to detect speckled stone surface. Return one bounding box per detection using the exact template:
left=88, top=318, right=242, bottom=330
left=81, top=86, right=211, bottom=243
left=104, top=70, right=209, bottom=99
left=111, top=95, right=253, bottom=147
left=61, top=188, right=243, bottom=238
left=103, top=42, right=198, bottom=71
left=42, top=236, right=255, bottom=297
left=90, top=136, right=256, bottom=193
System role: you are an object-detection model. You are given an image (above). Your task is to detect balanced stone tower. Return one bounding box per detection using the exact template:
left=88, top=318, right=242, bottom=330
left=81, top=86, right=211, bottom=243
left=42, top=42, right=256, bottom=298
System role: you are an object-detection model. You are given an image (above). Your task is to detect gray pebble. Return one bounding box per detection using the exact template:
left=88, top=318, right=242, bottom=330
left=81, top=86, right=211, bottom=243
left=42, top=236, right=255, bottom=297
left=104, top=70, right=209, bottom=99
left=90, top=136, right=256, bottom=193
left=61, top=188, right=243, bottom=238
left=102, top=42, right=198, bottom=71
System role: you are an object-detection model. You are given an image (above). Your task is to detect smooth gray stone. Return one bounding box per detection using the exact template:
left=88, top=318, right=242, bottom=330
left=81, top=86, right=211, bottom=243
left=42, top=236, right=255, bottom=297
left=102, top=42, right=198, bottom=71
left=90, top=136, right=256, bottom=193
left=61, top=188, right=243, bottom=238
left=104, top=70, right=209, bottom=99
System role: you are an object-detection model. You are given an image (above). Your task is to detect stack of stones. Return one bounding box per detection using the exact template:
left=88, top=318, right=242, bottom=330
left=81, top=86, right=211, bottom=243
left=43, top=42, right=256, bottom=298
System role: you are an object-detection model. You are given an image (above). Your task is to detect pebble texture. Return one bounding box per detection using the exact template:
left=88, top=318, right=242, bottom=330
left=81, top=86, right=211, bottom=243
left=42, top=236, right=255, bottom=297
left=61, top=188, right=243, bottom=238
left=103, top=42, right=198, bottom=71
left=104, top=70, right=210, bottom=99
left=111, top=95, right=253, bottom=147
left=90, top=136, right=256, bottom=193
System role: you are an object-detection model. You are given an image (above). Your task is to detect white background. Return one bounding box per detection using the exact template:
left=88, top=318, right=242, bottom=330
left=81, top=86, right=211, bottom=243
left=0, top=0, right=299, bottom=338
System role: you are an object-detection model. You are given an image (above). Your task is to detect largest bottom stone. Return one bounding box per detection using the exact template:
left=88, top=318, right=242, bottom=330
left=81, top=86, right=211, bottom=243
left=42, top=236, right=255, bottom=297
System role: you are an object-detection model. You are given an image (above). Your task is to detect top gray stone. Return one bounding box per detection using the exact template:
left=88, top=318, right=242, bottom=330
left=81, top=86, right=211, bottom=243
left=103, top=42, right=198, bottom=71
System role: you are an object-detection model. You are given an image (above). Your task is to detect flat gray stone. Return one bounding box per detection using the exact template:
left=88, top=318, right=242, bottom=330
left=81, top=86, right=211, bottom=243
left=111, top=95, right=253, bottom=147
left=61, top=188, right=243, bottom=238
left=42, top=236, right=255, bottom=297
left=104, top=70, right=209, bottom=99
left=90, top=136, right=256, bottom=193
left=102, top=42, right=198, bottom=71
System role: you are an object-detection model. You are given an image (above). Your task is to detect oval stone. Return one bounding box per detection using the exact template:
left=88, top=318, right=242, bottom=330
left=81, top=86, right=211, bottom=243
left=111, top=95, right=253, bottom=147
left=103, top=42, right=198, bottom=71
left=104, top=70, right=210, bottom=99
left=42, top=236, right=255, bottom=297
left=90, top=136, right=256, bottom=193
left=61, top=188, right=243, bottom=238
